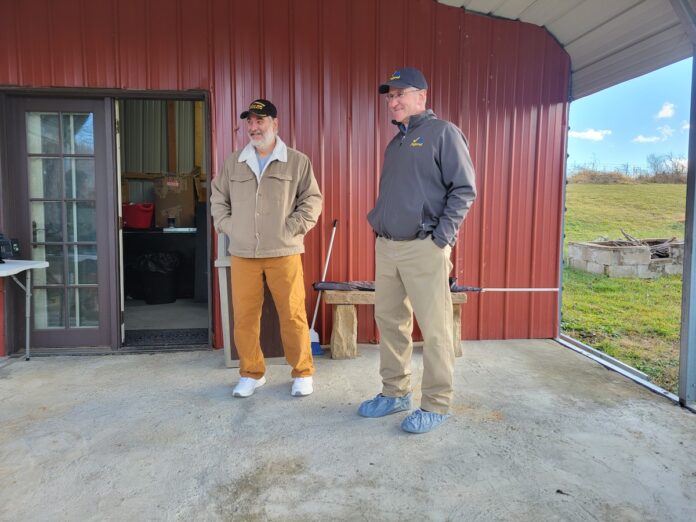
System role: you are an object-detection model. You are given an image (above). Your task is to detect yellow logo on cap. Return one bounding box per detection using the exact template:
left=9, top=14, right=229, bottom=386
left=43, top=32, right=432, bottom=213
left=389, top=71, right=401, bottom=81
left=250, top=101, right=265, bottom=110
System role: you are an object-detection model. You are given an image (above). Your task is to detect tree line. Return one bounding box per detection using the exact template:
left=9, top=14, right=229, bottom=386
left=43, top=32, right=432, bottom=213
left=568, top=153, right=687, bottom=184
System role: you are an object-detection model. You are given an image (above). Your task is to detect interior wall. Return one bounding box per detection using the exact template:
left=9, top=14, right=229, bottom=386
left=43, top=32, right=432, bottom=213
left=0, top=0, right=570, bottom=345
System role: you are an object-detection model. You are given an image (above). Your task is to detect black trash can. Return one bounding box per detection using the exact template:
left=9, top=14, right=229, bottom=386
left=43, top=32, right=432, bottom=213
left=135, top=252, right=181, bottom=304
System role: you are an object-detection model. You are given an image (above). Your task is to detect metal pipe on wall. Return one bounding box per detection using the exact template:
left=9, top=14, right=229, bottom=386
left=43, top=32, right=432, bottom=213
left=679, top=46, right=696, bottom=409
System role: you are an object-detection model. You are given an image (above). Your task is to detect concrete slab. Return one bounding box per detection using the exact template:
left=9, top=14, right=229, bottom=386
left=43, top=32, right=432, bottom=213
left=1, top=340, right=694, bottom=521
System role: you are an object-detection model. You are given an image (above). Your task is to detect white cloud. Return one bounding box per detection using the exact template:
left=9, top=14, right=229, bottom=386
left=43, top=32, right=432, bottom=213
left=656, top=102, right=675, bottom=119
left=658, top=125, right=674, bottom=139
left=633, top=135, right=661, bottom=143
left=568, top=128, right=611, bottom=141
left=633, top=125, right=675, bottom=143
left=683, top=121, right=691, bottom=131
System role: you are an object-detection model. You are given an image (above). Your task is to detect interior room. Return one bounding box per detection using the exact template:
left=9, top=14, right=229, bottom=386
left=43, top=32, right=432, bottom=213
left=119, top=99, right=209, bottom=349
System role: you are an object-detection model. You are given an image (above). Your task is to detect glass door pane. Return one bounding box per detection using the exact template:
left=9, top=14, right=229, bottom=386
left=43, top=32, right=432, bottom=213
left=27, top=111, right=99, bottom=330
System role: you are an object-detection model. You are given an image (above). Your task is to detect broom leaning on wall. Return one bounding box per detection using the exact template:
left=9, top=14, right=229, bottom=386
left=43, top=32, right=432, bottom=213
left=309, top=219, right=338, bottom=355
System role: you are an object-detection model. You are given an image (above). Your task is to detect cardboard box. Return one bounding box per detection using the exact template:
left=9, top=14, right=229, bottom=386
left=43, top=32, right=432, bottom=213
left=194, top=172, right=207, bottom=203
left=153, top=173, right=195, bottom=228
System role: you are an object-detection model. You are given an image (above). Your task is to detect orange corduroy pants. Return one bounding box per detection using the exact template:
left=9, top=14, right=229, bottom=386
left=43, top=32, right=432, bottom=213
left=230, top=255, right=314, bottom=379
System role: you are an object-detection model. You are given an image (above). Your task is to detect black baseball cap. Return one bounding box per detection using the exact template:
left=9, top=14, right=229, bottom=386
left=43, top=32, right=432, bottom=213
left=240, top=99, right=277, bottom=119
left=378, top=67, right=428, bottom=94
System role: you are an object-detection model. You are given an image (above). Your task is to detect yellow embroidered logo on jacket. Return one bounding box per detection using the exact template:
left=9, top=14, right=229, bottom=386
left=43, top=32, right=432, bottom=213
left=410, top=137, right=424, bottom=147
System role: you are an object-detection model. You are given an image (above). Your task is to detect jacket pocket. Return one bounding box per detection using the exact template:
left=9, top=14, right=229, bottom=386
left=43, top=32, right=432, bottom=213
left=227, top=169, right=257, bottom=251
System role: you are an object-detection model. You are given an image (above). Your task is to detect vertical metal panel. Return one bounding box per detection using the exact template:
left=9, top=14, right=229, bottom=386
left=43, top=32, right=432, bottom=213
left=146, top=0, right=179, bottom=90
left=15, top=0, right=55, bottom=86
left=320, top=0, right=352, bottom=344
left=83, top=0, right=120, bottom=87
left=115, top=0, right=148, bottom=88
left=0, top=0, right=570, bottom=345
left=0, top=1, right=20, bottom=85
left=458, top=11, right=491, bottom=340
left=179, top=0, right=210, bottom=90
left=349, top=0, right=380, bottom=343
left=48, top=0, right=85, bottom=87
left=292, top=0, right=323, bottom=333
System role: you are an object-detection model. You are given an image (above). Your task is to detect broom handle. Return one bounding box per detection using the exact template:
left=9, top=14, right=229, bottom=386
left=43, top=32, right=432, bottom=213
left=310, top=219, right=338, bottom=330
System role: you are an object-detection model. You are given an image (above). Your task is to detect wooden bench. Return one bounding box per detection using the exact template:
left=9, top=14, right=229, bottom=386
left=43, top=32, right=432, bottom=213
left=322, top=290, right=467, bottom=359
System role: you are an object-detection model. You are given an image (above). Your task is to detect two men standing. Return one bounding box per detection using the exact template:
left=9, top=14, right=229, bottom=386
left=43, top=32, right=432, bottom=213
left=213, top=67, right=476, bottom=435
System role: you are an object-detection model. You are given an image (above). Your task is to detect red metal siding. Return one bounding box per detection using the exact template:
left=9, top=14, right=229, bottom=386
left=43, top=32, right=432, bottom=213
left=0, top=0, right=570, bottom=347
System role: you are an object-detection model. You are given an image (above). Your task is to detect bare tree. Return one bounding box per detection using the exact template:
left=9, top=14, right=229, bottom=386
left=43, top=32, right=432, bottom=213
left=665, top=152, right=687, bottom=177
left=647, top=153, right=667, bottom=175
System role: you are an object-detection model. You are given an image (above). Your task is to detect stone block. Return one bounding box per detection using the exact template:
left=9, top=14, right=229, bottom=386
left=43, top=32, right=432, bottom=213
left=330, top=305, right=358, bottom=359
left=620, top=247, right=651, bottom=265
left=606, top=265, right=638, bottom=278
left=664, top=264, right=683, bottom=276
left=586, top=261, right=606, bottom=275
left=670, top=245, right=684, bottom=264
left=636, top=264, right=659, bottom=279
left=591, top=248, right=619, bottom=266
left=567, top=243, right=586, bottom=262
left=568, top=258, right=587, bottom=271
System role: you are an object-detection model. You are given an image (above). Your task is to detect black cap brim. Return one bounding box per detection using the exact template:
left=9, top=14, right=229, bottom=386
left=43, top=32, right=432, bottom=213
left=240, top=110, right=266, bottom=119
left=378, top=80, right=413, bottom=94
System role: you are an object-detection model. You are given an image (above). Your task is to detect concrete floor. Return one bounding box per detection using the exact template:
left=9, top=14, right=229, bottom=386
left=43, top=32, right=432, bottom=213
left=1, top=339, right=694, bottom=521
left=124, top=298, right=208, bottom=330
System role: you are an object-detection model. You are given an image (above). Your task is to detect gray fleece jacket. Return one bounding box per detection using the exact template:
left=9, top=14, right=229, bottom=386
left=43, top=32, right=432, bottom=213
left=367, top=110, right=477, bottom=248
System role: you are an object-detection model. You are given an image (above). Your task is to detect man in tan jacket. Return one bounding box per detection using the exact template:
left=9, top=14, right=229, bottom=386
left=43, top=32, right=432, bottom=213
left=211, top=99, right=322, bottom=398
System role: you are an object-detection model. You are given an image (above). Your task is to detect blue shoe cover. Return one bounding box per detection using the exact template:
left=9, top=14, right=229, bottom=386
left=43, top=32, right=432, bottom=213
left=401, top=408, right=450, bottom=433
left=358, top=392, right=412, bottom=418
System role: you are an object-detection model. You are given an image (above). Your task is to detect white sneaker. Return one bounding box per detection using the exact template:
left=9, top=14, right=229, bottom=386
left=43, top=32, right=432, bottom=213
left=291, top=377, right=313, bottom=397
left=233, top=376, right=266, bottom=398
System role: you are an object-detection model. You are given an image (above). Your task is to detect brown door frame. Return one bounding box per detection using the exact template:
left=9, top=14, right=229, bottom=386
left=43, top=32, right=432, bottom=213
left=5, top=96, right=118, bottom=349
left=0, top=88, right=213, bottom=353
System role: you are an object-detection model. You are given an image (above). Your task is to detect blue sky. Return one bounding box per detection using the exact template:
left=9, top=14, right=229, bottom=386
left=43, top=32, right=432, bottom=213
left=567, top=57, right=692, bottom=173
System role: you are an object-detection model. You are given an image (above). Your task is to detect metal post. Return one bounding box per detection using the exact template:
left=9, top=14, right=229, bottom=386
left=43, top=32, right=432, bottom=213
left=679, top=51, right=696, bottom=408
left=25, top=270, right=31, bottom=360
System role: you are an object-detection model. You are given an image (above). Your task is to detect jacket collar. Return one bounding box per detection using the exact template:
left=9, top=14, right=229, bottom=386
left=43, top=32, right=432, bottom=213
left=394, top=109, right=436, bottom=134
left=238, top=136, right=288, bottom=174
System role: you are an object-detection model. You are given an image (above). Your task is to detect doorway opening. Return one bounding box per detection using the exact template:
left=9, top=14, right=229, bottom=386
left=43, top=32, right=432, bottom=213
left=116, top=99, right=209, bottom=350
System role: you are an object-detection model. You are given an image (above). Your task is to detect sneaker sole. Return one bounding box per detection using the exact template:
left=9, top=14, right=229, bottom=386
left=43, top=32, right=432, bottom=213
left=291, top=389, right=313, bottom=397
left=233, top=377, right=266, bottom=398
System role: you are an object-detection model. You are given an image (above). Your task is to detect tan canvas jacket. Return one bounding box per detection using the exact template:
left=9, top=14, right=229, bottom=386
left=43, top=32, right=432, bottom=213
left=210, top=140, right=322, bottom=258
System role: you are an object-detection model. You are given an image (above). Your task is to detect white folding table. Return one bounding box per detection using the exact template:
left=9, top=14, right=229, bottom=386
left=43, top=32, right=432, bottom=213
left=0, top=259, right=49, bottom=360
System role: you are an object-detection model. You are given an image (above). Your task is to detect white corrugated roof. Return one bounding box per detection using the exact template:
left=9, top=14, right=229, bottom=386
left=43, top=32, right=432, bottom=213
left=439, top=0, right=695, bottom=99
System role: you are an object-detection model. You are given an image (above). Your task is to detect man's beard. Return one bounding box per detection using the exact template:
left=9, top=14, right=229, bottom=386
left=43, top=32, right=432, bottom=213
left=250, top=129, right=276, bottom=150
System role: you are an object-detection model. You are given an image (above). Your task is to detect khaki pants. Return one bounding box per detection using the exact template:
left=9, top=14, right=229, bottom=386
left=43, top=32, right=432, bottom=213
left=374, top=237, right=454, bottom=414
left=230, top=255, right=314, bottom=379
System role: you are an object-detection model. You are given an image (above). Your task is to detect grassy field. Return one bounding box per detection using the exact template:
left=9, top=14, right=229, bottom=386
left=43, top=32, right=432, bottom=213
left=562, top=184, right=686, bottom=392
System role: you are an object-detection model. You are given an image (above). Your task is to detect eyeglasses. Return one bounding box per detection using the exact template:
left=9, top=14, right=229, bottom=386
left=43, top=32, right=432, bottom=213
left=384, top=89, right=422, bottom=101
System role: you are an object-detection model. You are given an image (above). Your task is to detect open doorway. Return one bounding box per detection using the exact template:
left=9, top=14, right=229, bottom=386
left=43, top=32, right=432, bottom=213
left=116, top=98, right=209, bottom=349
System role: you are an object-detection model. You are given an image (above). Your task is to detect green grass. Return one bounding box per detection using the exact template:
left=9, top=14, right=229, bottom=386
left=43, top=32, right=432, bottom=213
left=564, top=184, right=686, bottom=242
left=562, top=184, right=685, bottom=392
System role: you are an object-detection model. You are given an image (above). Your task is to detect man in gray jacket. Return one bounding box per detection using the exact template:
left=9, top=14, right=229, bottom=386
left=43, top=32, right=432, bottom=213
left=359, top=68, right=477, bottom=433
left=211, top=99, right=322, bottom=399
